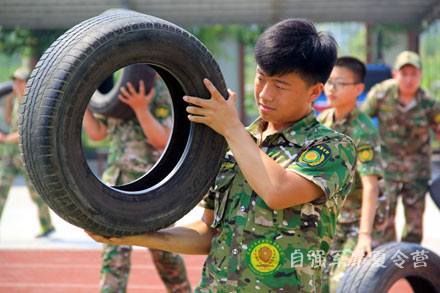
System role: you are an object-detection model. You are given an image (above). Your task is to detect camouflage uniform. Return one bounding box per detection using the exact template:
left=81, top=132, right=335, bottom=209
left=196, top=111, right=357, bottom=292
left=98, top=82, right=191, bottom=293
left=0, top=95, right=55, bottom=235
left=318, top=106, right=387, bottom=292
left=362, top=78, right=440, bottom=244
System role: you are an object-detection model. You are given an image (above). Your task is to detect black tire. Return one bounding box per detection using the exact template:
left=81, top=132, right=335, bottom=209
left=0, top=81, right=13, bottom=97
left=19, top=10, right=228, bottom=237
left=337, top=242, right=440, bottom=293
left=89, top=63, right=157, bottom=119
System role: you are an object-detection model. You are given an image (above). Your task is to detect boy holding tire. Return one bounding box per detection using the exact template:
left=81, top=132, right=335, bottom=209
left=83, top=75, right=191, bottom=292
left=87, top=18, right=357, bottom=292
left=318, top=57, right=387, bottom=291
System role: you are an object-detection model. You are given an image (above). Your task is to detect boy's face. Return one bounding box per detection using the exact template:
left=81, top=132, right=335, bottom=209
left=254, top=67, right=322, bottom=130
left=324, top=66, right=364, bottom=109
left=392, top=65, right=422, bottom=97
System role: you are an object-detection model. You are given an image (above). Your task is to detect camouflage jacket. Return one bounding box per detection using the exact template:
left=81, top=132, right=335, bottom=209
left=318, top=106, right=384, bottom=224
left=3, top=95, right=20, bottom=156
left=197, top=111, right=357, bottom=293
left=99, top=82, right=172, bottom=185
left=361, top=78, right=440, bottom=182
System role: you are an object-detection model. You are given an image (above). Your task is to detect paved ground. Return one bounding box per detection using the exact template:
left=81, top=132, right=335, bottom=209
left=0, top=162, right=439, bottom=292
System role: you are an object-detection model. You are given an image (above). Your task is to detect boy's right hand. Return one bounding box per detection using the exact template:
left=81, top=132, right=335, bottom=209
left=119, top=80, right=155, bottom=114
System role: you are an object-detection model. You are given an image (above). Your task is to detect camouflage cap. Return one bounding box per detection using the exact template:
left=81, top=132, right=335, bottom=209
left=394, top=51, right=422, bottom=71
left=11, top=67, right=30, bottom=80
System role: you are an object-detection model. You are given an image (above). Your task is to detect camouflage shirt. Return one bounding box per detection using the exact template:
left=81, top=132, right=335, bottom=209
left=197, top=111, right=357, bottom=293
left=4, top=95, right=20, bottom=156
left=318, top=106, right=384, bottom=223
left=361, top=78, right=440, bottom=182
left=99, top=82, right=173, bottom=185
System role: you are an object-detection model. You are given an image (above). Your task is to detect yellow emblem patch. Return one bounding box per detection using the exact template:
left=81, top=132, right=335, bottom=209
left=155, top=105, right=170, bottom=118
left=246, top=239, right=284, bottom=276
left=297, top=144, right=331, bottom=168
left=220, top=161, right=235, bottom=171
left=357, top=144, right=374, bottom=163
left=435, top=113, right=440, bottom=124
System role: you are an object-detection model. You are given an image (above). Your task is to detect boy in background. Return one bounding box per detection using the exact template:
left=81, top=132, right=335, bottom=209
left=318, top=57, right=387, bottom=291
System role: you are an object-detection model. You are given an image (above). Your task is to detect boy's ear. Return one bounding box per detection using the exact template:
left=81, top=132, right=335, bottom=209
left=309, top=83, right=324, bottom=103
left=355, top=83, right=365, bottom=96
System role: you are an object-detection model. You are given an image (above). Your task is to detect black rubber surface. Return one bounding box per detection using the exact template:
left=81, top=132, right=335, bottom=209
left=19, top=10, right=228, bottom=237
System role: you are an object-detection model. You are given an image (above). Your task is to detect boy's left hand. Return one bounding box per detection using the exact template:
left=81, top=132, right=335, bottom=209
left=184, top=79, right=242, bottom=138
left=85, top=230, right=137, bottom=246
left=348, top=233, right=372, bottom=266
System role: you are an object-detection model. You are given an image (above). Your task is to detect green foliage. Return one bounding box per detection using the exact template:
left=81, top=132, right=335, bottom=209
left=186, top=25, right=265, bottom=117
left=421, top=21, right=440, bottom=99
left=0, top=27, right=64, bottom=58
left=186, top=25, right=265, bottom=57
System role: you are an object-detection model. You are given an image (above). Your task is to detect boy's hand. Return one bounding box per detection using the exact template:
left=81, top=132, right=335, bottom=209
left=348, top=233, right=372, bottom=266
left=184, top=78, right=242, bottom=138
left=0, top=132, right=5, bottom=143
left=84, top=230, right=138, bottom=246
left=119, top=80, right=155, bottom=113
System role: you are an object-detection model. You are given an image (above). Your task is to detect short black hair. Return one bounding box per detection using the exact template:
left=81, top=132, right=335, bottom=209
left=335, top=56, right=366, bottom=83
left=254, top=18, right=337, bottom=85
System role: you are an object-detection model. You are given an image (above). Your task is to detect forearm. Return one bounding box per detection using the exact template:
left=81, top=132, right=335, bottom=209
left=5, top=93, right=13, bottom=125
left=82, top=108, right=107, bottom=141
left=132, top=219, right=217, bottom=255
left=2, top=132, right=19, bottom=144
left=135, top=109, right=170, bottom=150
left=87, top=209, right=216, bottom=255
left=358, top=179, right=379, bottom=234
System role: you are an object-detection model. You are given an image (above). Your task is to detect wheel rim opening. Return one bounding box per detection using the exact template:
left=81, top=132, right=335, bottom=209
left=81, top=62, right=189, bottom=194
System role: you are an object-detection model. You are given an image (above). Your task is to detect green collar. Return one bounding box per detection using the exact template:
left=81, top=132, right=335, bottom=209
left=247, top=110, right=319, bottom=146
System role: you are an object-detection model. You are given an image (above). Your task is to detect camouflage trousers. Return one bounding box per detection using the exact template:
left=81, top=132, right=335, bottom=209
left=322, top=218, right=386, bottom=293
left=382, top=179, right=427, bottom=244
left=0, top=151, right=54, bottom=234
left=100, top=244, right=192, bottom=292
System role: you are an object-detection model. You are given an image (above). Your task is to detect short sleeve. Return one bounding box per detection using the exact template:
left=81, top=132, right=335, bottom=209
left=287, top=139, right=357, bottom=200
left=96, top=114, right=108, bottom=127
left=355, top=135, right=382, bottom=177
left=198, top=188, right=215, bottom=210
left=150, top=81, right=173, bottom=128
left=361, top=86, right=380, bottom=118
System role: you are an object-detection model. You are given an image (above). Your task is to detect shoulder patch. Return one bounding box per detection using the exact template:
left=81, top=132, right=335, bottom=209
left=357, top=144, right=374, bottom=163
left=154, top=104, right=170, bottom=118
left=297, top=144, right=331, bottom=168
left=434, top=113, right=440, bottom=124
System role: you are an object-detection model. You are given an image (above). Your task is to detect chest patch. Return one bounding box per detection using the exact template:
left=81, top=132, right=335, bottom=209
left=297, top=144, right=331, bottom=168
left=357, top=144, right=374, bottom=163
left=246, top=239, right=284, bottom=276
